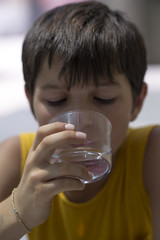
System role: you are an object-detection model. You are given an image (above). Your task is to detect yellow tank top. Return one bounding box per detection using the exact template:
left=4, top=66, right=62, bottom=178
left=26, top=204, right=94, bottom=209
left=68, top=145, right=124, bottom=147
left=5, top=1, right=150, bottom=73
left=20, top=126, right=154, bottom=240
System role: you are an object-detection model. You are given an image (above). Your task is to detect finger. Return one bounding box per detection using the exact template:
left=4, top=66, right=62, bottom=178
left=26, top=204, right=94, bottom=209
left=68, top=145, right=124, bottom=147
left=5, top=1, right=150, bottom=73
left=40, top=161, right=92, bottom=182
left=45, top=177, right=86, bottom=199
left=32, top=122, right=75, bottom=150
left=34, top=130, right=86, bottom=164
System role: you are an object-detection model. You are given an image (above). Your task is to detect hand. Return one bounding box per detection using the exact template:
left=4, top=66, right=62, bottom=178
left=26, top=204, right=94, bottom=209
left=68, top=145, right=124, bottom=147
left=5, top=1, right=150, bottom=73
left=15, top=122, right=91, bottom=230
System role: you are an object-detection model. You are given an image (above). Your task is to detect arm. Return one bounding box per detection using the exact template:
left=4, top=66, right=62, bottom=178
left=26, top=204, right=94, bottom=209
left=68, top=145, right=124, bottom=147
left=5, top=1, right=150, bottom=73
left=144, top=126, right=160, bottom=240
left=0, top=136, right=26, bottom=239
left=0, top=123, right=91, bottom=240
left=0, top=136, right=21, bottom=202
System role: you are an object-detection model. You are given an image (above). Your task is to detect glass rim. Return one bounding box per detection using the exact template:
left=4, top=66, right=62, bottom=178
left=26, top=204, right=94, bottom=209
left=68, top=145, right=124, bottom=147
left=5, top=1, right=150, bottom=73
left=51, top=110, right=112, bottom=129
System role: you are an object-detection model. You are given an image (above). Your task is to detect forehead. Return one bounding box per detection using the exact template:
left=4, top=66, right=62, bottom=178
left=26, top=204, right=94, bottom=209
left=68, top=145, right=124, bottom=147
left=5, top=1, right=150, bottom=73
left=35, top=58, right=128, bottom=90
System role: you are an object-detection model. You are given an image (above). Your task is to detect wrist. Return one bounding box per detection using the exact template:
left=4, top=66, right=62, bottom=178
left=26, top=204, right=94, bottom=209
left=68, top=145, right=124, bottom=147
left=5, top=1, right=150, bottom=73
left=11, top=188, right=31, bottom=233
left=0, top=195, right=27, bottom=240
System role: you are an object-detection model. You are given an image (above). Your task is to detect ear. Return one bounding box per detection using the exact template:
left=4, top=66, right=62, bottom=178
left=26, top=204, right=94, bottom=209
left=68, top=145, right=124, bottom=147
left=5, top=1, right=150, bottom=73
left=130, top=82, right=148, bottom=121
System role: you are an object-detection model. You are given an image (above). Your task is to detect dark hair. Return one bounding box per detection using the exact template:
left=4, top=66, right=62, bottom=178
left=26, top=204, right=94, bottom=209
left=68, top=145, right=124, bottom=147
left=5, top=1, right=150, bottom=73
left=22, top=1, right=147, bottom=101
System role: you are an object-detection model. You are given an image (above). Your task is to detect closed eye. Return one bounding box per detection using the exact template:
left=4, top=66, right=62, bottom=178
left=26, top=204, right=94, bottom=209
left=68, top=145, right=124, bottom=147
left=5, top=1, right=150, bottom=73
left=47, top=99, right=67, bottom=106
left=94, top=97, right=116, bottom=104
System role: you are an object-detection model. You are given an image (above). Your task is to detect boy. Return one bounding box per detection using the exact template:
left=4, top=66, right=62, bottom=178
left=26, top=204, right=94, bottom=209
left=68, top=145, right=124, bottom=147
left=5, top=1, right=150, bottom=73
left=0, top=1, right=160, bottom=239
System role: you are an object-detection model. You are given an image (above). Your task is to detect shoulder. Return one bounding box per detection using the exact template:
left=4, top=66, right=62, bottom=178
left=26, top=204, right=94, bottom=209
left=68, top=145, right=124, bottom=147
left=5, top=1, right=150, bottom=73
left=0, top=135, right=21, bottom=164
left=0, top=135, right=21, bottom=153
left=0, top=136, right=21, bottom=201
left=143, top=126, right=160, bottom=239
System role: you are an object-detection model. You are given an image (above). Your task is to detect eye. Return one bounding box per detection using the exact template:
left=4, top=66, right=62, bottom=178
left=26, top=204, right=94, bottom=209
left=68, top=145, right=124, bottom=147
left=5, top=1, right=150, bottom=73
left=47, top=99, right=67, bottom=106
left=94, top=97, right=116, bottom=104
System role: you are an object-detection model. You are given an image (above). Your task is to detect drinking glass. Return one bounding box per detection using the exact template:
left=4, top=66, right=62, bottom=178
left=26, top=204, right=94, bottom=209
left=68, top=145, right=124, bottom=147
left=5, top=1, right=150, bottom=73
left=50, top=110, right=112, bottom=183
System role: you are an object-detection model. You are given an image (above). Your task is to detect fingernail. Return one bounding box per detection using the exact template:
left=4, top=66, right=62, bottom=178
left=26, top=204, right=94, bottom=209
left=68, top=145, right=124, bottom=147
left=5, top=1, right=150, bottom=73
left=65, top=124, right=75, bottom=130
left=75, top=132, right=87, bottom=140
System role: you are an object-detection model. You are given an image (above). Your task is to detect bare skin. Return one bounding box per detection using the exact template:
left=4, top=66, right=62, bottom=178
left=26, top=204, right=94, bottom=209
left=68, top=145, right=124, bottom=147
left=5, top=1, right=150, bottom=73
left=0, top=61, right=160, bottom=239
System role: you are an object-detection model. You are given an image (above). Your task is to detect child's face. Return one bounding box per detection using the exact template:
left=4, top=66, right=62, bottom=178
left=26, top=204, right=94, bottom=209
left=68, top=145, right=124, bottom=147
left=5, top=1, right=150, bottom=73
left=28, top=60, right=140, bottom=156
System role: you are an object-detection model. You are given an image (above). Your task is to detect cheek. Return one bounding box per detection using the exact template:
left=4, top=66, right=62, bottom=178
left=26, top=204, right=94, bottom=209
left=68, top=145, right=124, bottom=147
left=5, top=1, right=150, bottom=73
left=111, top=118, right=129, bottom=155
left=33, top=99, right=52, bottom=126
left=108, top=101, right=133, bottom=155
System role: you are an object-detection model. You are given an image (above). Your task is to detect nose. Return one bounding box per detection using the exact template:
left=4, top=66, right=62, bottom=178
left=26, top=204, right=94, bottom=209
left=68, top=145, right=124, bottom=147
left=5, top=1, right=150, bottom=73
left=63, top=88, right=98, bottom=113
left=65, top=98, right=96, bottom=112
left=66, top=105, right=96, bottom=114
